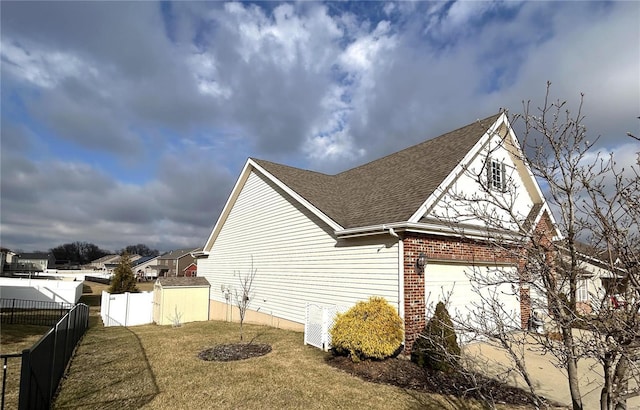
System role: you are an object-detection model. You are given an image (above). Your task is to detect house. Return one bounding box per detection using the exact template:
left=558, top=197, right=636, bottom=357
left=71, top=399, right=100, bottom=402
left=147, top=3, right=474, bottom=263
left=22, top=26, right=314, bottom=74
left=154, top=248, right=200, bottom=277
left=102, top=254, right=142, bottom=273
left=131, top=255, right=161, bottom=280
left=183, top=263, right=197, bottom=277
left=10, top=252, right=57, bottom=273
left=0, top=248, right=17, bottom=276
left=90, top=254, right=121, bottom=270
left=197, top=113, right=560, bottom=352
left=558, top=246, right=627, bottom=314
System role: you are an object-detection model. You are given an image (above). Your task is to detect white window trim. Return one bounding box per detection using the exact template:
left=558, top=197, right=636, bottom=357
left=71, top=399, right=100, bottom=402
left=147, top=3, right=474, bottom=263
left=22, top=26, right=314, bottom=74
left=487, top=157, right=507, bottom=192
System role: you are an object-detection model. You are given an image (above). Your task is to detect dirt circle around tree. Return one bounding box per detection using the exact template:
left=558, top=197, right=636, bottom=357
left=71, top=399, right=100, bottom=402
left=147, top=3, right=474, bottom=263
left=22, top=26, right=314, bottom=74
left=198, top=343, right=272, bottom=361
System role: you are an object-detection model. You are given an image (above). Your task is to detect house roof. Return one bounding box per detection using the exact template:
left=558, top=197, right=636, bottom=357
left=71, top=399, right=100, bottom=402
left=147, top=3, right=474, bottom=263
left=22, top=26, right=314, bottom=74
left=91, top=254, right=119, bottom=264
left=159, top=248, right=199, bottom=260
left=18, top=252, right=52, bottom=260
left=156, top=277, right=210, bottom=287
left=253, top=113, right=501, bottom=228
left=132, top=255, right=157, bottom=266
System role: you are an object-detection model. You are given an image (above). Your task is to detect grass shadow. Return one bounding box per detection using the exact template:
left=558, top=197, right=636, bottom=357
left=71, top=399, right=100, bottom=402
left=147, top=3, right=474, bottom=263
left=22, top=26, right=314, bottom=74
left=53, top=326, right=159, bottom=409
left=0, top=324, right=51, bottom=349
left=79, top=294, right=101, bottom=307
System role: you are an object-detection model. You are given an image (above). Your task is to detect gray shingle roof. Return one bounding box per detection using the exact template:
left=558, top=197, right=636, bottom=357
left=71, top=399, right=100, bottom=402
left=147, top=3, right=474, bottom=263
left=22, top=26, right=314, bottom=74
left=157, top=277, right=210, bottom=287
left=254, top=113, right=501, bottom=228
left=159, top=248, right=199, bottom=260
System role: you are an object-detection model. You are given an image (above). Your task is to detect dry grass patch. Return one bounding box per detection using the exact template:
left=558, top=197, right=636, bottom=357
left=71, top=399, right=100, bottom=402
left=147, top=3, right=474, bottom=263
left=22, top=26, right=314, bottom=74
left=53, top=320, right=500, bottom=410
left=1, top=324, right=52, bottom=409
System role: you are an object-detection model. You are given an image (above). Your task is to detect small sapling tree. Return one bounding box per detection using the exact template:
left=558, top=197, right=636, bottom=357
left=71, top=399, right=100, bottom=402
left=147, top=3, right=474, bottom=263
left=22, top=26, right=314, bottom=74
left=234, top=259, right=257, bottom=342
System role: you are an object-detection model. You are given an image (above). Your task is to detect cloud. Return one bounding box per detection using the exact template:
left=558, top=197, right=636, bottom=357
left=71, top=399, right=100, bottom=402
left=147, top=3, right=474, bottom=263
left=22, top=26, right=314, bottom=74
left=0, top=0, right=638, bottom=252
left=0, top=153, right=234, bottom=252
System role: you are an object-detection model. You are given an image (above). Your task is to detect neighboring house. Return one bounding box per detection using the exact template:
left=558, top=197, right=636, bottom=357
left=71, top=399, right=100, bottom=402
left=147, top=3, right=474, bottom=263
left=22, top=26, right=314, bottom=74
left=183, top=263, right=197, bottom=277
left=155, top=248, right=200, bottom=277
left=559, top=247, right=626, bottom=314
left=0, top=248, right=17, bottom=276
left=90, top=254, right=120, bottom=270
left=197, top=113, right=560, bottom=352
left=132, top=255, right=160, bottom=280
left=103, top=254, right=142, bottom=272
left=11, top=252, right=56, bottom=273
left=0, top=247, right=17, bottom=276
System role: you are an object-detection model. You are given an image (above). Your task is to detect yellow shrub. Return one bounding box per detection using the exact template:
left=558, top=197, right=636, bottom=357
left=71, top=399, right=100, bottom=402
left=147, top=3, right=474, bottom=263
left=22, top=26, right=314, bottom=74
left=329, top=296, right=404, bottom=361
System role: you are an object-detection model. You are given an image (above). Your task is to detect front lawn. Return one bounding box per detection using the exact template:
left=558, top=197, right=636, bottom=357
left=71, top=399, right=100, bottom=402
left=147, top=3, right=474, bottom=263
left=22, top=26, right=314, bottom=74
left=53, top=320, right=505, bottom=409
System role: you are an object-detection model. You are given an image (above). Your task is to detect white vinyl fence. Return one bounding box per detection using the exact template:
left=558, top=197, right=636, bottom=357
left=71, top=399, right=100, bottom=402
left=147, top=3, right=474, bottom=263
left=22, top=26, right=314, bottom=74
left=100, top=291, right=154, bottom=327
left=304, top=303, right=347, bottom=351
left=0, top=277, right=83, bottom=304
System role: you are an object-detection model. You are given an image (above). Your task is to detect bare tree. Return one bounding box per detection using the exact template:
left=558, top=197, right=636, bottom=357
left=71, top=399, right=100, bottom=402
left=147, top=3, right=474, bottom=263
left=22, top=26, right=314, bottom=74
left=431, top=83, right=638, bottom=410
left=234, top=259, right=257, bottom=342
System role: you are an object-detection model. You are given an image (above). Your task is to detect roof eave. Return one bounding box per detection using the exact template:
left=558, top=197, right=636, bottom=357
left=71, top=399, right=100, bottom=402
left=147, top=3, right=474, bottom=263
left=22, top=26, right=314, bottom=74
left=336, top=221, right=521, bottom=242
left=191, top=251, right=209, bottom=259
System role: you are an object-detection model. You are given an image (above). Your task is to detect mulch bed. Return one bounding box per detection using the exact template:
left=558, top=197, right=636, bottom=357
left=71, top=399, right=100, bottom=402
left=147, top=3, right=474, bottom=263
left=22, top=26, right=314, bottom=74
left=326, top=355, right=550, bottom=407
left=199, top=343, right=272, bottom=361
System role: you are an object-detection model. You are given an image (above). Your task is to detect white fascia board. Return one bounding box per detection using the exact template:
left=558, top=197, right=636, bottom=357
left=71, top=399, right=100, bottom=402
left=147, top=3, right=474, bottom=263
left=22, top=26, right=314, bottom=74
left=529, top=202, right=562, bottom=241
left=501, top=118, right=562, bottom=239
left=335, top=222, right=407, bottom=238
left=250, top=160, right=343, bottom=232
left=203, top=159, right=255, bottom=252
left=408, top=114, right=507, bottom=223
left=336, top=221, right=521, bottom=242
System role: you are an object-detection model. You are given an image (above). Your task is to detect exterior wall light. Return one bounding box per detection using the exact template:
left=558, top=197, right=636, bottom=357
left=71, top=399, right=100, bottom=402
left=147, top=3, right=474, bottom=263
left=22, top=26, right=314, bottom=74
left=416, top=253, right=427, bottom=274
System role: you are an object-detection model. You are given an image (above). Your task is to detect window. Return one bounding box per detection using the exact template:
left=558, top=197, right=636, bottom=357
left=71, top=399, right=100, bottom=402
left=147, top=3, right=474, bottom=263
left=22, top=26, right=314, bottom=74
left=577, top=279, right=589, bottom=302
left=487, top=158, right=506, bottom=191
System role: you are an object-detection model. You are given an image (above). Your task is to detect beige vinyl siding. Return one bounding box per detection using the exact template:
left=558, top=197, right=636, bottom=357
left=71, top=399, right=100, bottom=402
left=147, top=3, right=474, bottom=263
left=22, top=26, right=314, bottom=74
left=198, top=169, right=400, bottom=325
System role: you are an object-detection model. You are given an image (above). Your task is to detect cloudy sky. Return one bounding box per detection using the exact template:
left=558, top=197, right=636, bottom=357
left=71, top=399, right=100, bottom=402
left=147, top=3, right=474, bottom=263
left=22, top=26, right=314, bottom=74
left=1, top=1, right=638, bottom=253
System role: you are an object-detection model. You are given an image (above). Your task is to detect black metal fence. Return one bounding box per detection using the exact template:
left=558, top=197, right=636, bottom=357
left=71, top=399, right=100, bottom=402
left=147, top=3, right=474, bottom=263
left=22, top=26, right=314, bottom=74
left=1, top=353, right=21, bottom=410
left=0, top=303, right=90, bottom=410
left=0, top=299, right=72, bottom=327
left=84, top=275, right=111, bottom=285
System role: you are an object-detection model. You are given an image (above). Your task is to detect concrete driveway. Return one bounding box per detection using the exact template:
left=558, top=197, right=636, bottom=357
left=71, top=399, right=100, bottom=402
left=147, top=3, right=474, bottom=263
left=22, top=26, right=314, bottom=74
left=464, top=335, right=640, bottom=410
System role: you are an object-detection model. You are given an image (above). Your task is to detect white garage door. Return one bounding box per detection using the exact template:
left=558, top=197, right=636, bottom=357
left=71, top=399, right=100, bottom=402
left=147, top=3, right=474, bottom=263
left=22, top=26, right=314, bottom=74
left=424, top=263, right=521, bottom=341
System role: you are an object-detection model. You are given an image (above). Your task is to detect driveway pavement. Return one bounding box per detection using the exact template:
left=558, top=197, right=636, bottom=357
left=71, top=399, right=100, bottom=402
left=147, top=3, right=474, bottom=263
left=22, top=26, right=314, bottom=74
left=464, top=335, right=639, bottom=410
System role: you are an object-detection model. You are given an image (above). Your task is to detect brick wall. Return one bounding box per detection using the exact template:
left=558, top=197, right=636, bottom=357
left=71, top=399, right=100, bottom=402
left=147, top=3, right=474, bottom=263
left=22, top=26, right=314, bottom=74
left=402, top=233, right=521, bottom=354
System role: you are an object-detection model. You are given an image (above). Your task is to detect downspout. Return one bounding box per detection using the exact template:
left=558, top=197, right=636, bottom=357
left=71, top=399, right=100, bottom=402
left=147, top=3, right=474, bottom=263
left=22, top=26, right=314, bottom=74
left=383, top=226, right=404, bottom=321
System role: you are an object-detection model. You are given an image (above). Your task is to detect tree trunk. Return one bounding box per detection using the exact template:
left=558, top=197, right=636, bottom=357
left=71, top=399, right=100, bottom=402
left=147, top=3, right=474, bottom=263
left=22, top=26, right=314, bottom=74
left=563, top=328, right=583, bottom=410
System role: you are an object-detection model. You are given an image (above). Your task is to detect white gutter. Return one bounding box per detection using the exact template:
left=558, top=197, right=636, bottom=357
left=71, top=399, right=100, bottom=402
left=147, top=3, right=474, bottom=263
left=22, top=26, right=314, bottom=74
left=336, top=221, right=521, bottom=242
left=191, top=251, right=209, bottom=259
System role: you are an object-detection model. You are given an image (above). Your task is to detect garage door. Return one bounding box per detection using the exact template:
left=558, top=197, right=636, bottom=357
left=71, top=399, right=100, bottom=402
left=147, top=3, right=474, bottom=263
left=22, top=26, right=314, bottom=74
left=424, top=263, right=520, bottom=341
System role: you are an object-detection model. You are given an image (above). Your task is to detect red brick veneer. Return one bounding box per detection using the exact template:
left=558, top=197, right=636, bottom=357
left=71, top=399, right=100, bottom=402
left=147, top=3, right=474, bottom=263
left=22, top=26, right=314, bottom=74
left=403, top=233, right=522, bottom=354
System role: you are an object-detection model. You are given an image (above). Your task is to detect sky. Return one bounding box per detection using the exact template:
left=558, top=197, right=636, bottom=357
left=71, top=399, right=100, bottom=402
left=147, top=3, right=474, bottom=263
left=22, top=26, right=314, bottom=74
left=1, top=1, right=639, bottom=253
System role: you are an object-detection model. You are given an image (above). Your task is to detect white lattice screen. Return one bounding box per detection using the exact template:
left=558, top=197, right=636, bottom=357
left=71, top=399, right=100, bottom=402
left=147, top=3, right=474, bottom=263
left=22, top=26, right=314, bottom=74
left=304, top=303, right=346, bottom=351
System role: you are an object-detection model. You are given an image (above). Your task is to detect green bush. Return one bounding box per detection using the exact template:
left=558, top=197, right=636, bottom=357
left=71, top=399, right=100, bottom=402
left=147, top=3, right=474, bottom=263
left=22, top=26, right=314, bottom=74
left=330, top=296, right=404, bottom=362
left=411, top=301, right=461, bottom=373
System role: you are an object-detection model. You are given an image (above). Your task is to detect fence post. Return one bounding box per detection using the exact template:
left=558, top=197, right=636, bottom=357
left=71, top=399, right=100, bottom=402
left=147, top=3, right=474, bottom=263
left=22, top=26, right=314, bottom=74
left=321, top=307, right=328, bottom=351
left=10, top=299, right=15, bottom=325
left=125, top=292, right=130, bottom=327
left=49, top=322, right=58, bottom=403
left=17, top=349, right=30, bottom=410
